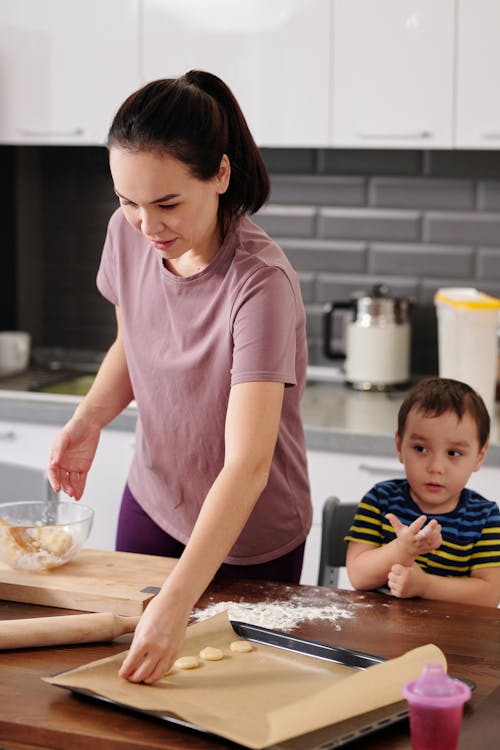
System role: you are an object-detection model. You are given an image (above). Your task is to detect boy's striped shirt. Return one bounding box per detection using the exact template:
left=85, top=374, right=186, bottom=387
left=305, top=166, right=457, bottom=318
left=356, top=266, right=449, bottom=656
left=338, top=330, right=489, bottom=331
left=345, top=479, right=500, bottom=576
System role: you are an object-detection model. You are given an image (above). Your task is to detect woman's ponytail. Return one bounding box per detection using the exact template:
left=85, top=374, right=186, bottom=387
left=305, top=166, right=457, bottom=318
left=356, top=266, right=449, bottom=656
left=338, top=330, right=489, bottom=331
left=108, top=70, right=270, bottom=233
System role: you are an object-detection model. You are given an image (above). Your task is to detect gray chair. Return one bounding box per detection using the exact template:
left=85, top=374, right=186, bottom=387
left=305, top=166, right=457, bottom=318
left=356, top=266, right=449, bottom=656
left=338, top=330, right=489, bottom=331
left=0, top=460, right=58, bottom=503
left=317, top=496, right=358, bottom=588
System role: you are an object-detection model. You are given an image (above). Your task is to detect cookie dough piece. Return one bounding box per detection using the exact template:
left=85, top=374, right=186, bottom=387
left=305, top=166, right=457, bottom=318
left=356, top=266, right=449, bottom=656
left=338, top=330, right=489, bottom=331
left=174, top=655, right=200, bottom=670
left=199, top=646, right=224, bottom=661
left=230, top=640, right=254, bottom=653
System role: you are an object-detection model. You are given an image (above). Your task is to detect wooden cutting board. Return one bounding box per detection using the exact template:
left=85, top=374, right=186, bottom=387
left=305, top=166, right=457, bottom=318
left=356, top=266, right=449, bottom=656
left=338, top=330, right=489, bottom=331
left=0, top=549, right=176, bottom=615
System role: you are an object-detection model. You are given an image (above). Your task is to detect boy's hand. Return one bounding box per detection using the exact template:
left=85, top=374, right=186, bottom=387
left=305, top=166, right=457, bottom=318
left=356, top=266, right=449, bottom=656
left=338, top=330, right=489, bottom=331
left=387, top=562, right=426, bottom=598
left=385, top=513, right=442, bottom=565
left=415, top=518, right=442, bottom=551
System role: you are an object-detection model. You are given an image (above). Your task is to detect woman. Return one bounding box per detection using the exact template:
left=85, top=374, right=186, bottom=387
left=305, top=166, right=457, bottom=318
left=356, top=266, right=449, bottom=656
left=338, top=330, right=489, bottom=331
left=48, top=70, right=311, bottom=683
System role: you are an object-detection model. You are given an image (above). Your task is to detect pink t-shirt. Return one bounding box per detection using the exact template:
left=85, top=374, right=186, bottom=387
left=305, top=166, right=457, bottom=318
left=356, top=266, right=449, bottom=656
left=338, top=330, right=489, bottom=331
left=97, top=210, right=311, bottom=564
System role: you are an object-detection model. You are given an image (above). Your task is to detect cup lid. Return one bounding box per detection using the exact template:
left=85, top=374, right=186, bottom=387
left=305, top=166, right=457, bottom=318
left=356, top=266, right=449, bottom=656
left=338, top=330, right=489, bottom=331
left=403, top=663, right=471, bottom=708
left=434, top=287, right=500, bottom=310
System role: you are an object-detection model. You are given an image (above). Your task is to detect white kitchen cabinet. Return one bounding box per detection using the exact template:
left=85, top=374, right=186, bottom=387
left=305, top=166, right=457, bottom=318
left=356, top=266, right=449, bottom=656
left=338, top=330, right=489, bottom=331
left=80, top=428, right=136, bottom=550
left=466, top=463, right=500, bottom=505
left=455, top=0, right=500, bottom=148
left=0, top=0, right=140, bottom=144
left=0, top=420, right=135, bottom=551
left=141, top=0, right=331, bottom=147
left=330, top=0, right=455, bottom=148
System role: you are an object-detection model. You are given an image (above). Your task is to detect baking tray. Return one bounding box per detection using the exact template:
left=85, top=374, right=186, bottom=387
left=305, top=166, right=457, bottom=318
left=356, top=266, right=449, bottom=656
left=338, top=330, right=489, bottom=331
left=60, top=621, right=474, bottom=749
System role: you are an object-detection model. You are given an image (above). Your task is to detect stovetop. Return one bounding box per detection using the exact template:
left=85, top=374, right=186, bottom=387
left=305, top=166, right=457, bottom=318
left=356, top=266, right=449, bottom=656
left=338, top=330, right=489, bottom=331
left=0, top=348, right=103, bottom=393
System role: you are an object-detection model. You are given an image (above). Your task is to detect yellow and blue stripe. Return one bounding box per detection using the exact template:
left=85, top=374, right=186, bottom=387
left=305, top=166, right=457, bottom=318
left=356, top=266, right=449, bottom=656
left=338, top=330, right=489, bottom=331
left=345, top=479, right=500, bottom=576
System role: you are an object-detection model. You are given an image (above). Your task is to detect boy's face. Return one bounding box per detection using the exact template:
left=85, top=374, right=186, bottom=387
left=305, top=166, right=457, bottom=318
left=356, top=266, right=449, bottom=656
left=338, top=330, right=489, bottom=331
left=395, top=407, right=488, bottom=514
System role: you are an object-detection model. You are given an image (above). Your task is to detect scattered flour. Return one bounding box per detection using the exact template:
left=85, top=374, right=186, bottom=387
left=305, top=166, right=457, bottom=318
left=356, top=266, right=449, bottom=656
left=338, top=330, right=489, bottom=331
left=192, top=591, right=361, bottom=631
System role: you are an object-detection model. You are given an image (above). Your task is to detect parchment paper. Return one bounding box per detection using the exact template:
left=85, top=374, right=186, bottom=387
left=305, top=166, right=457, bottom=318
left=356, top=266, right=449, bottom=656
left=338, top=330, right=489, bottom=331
left=44, top=611, right=446, bottom=749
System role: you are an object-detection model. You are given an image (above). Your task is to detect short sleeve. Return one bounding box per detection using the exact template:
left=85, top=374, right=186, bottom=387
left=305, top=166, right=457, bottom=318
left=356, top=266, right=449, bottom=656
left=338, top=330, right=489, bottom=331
left=470, top=503, right=500, bottom=570
left=230, top=265, right=297, bottom=387
left=96, top=210, right=120, bottom=306
left=344, top=491, right=386, bottom=548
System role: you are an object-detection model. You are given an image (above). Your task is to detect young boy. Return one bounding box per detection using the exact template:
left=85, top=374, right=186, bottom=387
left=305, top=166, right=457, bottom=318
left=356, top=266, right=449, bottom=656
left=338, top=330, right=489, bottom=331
left=345, top=377, right=500, bottom=607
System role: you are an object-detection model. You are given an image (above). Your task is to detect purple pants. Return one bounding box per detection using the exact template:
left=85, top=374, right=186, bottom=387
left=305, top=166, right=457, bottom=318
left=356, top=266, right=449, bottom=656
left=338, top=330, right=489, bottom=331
left=116, top=484, right=305, bottom=584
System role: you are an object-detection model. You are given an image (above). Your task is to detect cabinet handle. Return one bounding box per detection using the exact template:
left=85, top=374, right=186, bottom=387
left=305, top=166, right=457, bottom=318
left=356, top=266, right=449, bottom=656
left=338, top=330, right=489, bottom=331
left=481, top=132, right=500, bottom=140
left=356, top=130, right=433, bottom=140
left=17, top=127, right=84, bottom=137
left=0, top=430, right=16, bottom=441
left=358, top=463, right=405, bottom=477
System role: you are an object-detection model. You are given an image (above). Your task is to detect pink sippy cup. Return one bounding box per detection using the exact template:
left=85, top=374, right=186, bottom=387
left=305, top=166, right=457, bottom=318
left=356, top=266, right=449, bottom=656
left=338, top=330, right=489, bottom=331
left=403, top=663, right=471, bottom=750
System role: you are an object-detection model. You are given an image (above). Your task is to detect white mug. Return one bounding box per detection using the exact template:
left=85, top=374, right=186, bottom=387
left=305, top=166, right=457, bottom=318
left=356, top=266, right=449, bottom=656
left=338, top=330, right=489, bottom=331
left=0, top=331, right=31, bottom=375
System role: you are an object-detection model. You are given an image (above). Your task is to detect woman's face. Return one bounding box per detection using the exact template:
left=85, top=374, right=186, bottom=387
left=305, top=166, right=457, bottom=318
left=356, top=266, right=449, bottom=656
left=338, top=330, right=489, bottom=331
left=109, top=148, right=230, bottom=273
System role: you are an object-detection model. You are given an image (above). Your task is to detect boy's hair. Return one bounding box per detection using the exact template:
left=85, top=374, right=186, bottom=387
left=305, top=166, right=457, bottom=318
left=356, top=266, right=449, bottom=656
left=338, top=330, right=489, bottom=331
left=397, top=377, right=490, bottom=448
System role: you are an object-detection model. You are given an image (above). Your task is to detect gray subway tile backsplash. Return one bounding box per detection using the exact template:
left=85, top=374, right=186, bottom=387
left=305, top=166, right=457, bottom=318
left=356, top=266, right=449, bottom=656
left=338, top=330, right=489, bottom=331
left=270, top=175, right=366, bottom=206
left=423, top=150, right=500, bottom=179
left=9, top=145, right=500, bottom=375
left=318, top=207, right=421, bottom=243
left=316, top=149, right=422, bottom=175
left=279, top=238, right=366, bottom=273
left=477, top=181, right=500, bottom=212
left=260, top=148, right=317, bottom=174
left=304, top=304, right=325, bottom=337
left=253, top=205, right=317, bottom=238
left=477, top=247, right=500, bottom=280
left=369, top=178, right=475, bottom=211
left=369, top=243, right=473, bottom=279
left=297, top=273, right=316, bottom=305
left=424, top=211, right=500, bottom=246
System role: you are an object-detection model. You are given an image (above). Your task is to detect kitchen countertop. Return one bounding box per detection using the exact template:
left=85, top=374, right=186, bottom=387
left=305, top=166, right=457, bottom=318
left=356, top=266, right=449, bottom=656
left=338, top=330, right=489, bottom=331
left=0, top=580, right=498, bottom=750
left=1, top=368, right=500, bottom=463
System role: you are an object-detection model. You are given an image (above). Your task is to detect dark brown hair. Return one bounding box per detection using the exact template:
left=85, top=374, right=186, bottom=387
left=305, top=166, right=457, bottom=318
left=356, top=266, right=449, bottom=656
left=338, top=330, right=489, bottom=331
left=107, top=70, right=270, bottom=234
left=397, top=377, right=490, bottom=448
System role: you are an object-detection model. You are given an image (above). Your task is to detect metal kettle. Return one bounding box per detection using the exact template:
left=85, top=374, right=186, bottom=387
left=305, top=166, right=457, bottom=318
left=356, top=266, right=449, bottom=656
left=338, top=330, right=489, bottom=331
left=323, top=284, right=411, bottom=391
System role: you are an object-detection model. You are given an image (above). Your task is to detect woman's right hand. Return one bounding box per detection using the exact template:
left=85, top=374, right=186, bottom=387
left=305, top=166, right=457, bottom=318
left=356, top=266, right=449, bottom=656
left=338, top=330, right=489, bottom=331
left=47, top=417, right=101, bottom=500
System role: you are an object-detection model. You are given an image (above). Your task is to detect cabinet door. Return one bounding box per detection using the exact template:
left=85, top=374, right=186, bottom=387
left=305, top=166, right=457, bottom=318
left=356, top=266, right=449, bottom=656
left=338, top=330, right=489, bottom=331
left=142, top=0, right=330, bottom=147
left=0, top=0, right=140, bottom=144
left=455, top=0, right=500, bottom=148
left=331, top=0, right=454, bottom=148
left=83, top=428, right=136, bottom=551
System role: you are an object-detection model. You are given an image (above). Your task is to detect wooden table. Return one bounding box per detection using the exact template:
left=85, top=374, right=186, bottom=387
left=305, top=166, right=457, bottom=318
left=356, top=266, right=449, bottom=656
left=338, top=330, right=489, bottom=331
left=0, top=579, right=498, bottom=750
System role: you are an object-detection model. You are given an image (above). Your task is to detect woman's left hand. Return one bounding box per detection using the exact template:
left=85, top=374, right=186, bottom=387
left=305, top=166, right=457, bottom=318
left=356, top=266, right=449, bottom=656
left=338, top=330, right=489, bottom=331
left=119, top=589, right=191, bottom=683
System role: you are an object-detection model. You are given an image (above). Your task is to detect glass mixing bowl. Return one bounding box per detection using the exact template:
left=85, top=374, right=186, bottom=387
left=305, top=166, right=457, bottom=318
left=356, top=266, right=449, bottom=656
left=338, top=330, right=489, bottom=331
left=0, top=500, right=94, bottom=571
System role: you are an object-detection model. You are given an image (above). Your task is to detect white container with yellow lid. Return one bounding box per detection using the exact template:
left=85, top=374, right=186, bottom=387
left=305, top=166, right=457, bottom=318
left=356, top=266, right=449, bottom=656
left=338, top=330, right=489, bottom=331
left=434, top=287, right=500, bottom=419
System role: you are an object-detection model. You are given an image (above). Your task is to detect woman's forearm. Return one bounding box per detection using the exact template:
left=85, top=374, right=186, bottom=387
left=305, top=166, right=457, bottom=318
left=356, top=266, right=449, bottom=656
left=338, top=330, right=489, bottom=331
left=162, top=460, right=268, bottom=607
left=161, top=380, right=285, bottom=608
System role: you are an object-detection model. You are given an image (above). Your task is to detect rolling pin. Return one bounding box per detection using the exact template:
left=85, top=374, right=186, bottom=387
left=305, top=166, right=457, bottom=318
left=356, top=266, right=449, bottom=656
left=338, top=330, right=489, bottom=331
left=0, top=612, right=140, bottom=650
